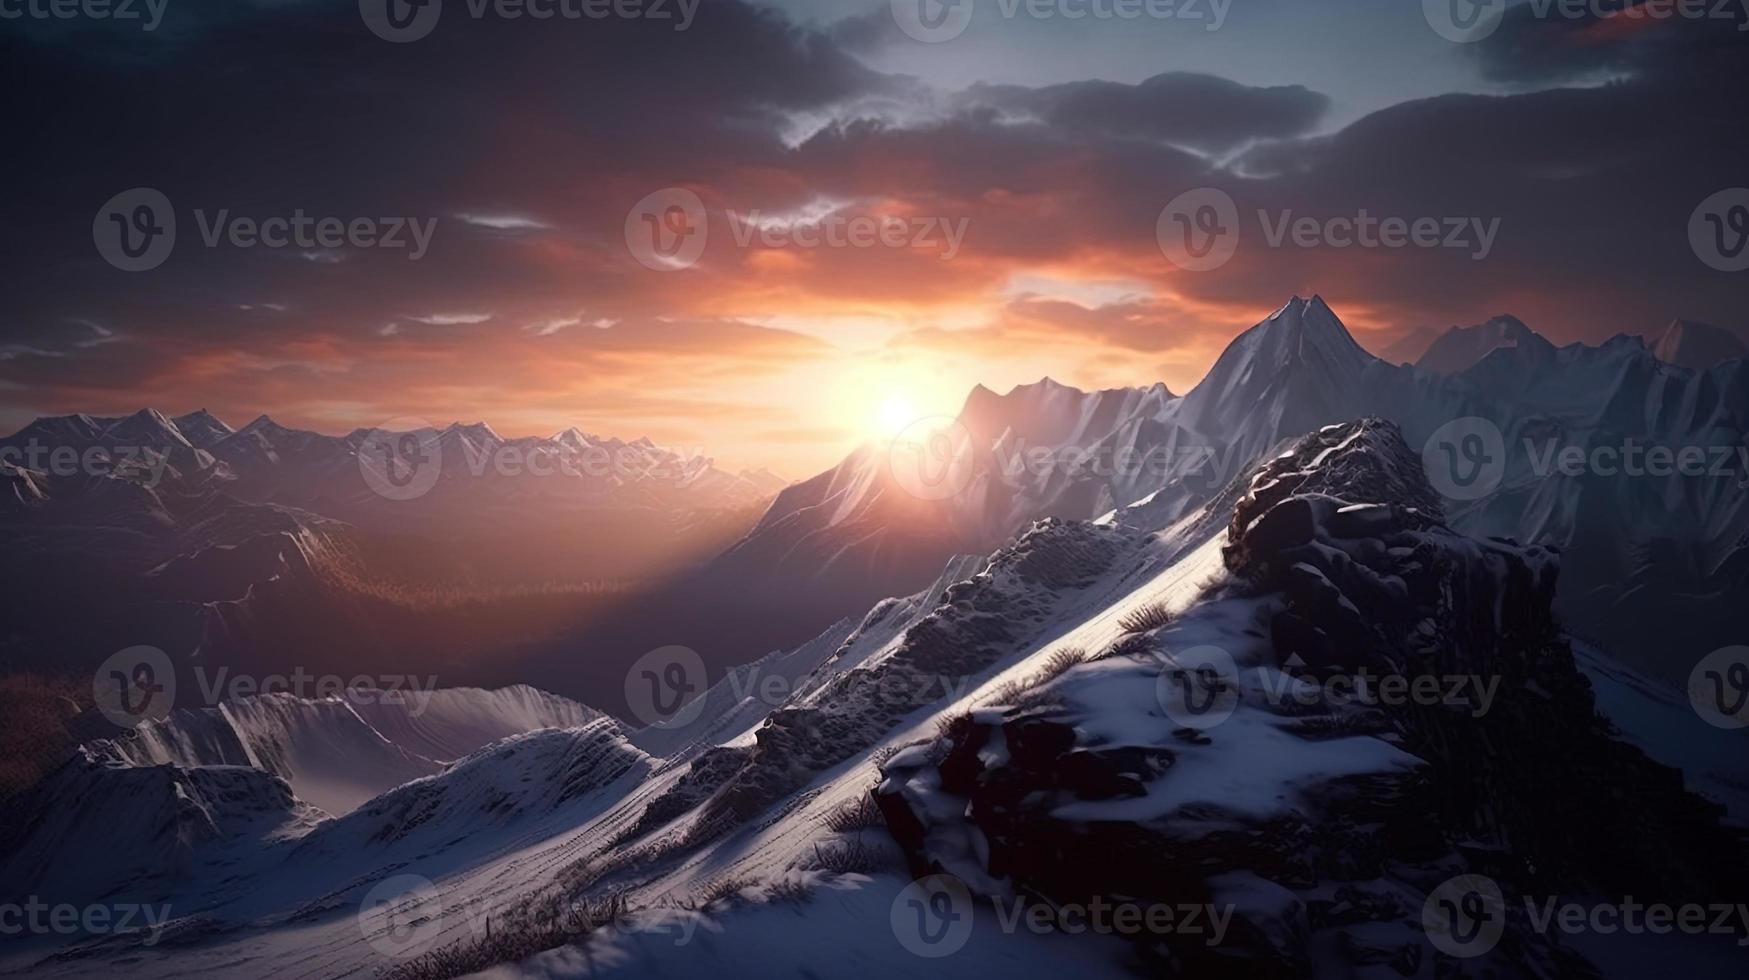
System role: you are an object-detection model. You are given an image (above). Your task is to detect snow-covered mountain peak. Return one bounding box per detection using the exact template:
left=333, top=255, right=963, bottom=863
left=1217, top=294, right=1372, bottom=376
left=171, top=409, right=236, bottom=448
left=1176, top=296, right=1375, bottom=446
left=236, top=413, right=293, bottom=439
left=1415, top=313, right=1554, bottom=375
left=100, top=407, right=194, bottom=449
left=444, top=421, right=503, bottom=442
left=553, top=426, right=598, bottom=450
left=957, top=375, right=1176, bottom=452
left=10, top=412, right=106, bottom=446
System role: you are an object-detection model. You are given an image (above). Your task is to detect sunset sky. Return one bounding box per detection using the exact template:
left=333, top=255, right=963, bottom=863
left=3, top=0, right=1744, bottom=474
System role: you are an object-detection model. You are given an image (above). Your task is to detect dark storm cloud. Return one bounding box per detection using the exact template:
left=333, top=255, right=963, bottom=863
left=962, top=72, right=1330, bottom=152
left=1204, top=7, right=1749, bottom=331
left=0, top=0, right=881, bottom=376
left=1470, top=0, right=1749, bottom=85
left=1, top=0, right=1746, bottom=436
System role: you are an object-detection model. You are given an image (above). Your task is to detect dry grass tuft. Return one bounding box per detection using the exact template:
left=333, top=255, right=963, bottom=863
left=1117, top=602, right=1173, bottom=634
left=377, top=891, right=628, bottom=980
left=820, top=792, right=885, bottom=833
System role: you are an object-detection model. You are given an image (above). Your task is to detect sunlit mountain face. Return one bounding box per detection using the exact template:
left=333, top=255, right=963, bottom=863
left=4, top=4, right=1749, bottom=980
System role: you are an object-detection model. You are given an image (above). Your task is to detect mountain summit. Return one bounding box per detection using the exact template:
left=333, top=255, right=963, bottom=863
left=1414, top=314, right=1554, bottom=375
left=1174, top=295, right=1375, bottom=464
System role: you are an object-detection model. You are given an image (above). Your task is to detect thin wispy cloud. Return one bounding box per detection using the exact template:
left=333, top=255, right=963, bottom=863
left=408, top=313, right=494, bottom=326
left=67, top=319, right=120, bottom=348
left=455, top=213, right=552, bottom=231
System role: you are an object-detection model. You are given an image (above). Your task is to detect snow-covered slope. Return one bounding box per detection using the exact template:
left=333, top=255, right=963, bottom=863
left=89, top=695, right=442, bottom=817
left=624, top=615, right=862, bottom=761
left=3, top=417, right=1743, bottom=980
left=0, top=749, right=325, bottom=911
left=1573, top=642, right=1749, bottom=824
left=85, top=685, right=601, bottom=816
left=0, top=719, right=650, bottom=976
left=348, top=685, right=605, bottom=764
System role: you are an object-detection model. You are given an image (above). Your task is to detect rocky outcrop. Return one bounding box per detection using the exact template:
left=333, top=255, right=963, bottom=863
left=677, top=518, right=1136, bottom=841
left=878, top=419, right=1745, bottom=977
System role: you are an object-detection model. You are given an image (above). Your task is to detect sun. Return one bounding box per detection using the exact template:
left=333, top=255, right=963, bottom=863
left=876, top=394, right=919, bottom=437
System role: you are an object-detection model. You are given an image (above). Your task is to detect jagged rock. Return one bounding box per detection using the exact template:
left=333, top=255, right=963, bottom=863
left=877, top=418, right=1744, bottom=978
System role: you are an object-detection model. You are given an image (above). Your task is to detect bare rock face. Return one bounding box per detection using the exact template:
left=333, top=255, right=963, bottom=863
left=641, top=517, right=1138, bottom=846
left=878, top=418, right=1745, bottom=978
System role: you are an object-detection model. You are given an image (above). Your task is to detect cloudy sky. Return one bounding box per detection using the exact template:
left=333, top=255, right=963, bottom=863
left=3, top=0, right=1745, bottom=472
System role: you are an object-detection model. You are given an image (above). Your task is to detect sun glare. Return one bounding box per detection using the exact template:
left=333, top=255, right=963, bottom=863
left=877, top=394, right=918, bottom=437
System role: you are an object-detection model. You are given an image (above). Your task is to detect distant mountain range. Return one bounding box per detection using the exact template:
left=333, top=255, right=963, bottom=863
left=6, top=297, right=1744, bottom=704
left=0, top=413, right=783, bottom=688
left=548, top=296, right=1744, bottom=701
left=1371, top=314, right=1748, bottom=373
left=0, top=409, right=785, bottom=520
